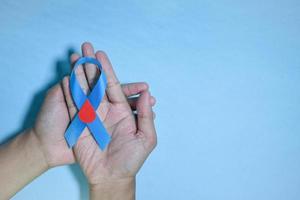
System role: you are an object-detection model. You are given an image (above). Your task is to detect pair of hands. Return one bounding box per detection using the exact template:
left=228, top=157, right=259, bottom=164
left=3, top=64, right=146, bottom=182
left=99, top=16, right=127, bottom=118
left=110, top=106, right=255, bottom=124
left=33, top=42, right=157, bottom=188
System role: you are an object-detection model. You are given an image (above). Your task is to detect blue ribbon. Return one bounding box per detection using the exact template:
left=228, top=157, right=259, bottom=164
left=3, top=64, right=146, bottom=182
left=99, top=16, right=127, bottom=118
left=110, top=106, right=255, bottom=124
left=64, top=57, right=111, bottom=150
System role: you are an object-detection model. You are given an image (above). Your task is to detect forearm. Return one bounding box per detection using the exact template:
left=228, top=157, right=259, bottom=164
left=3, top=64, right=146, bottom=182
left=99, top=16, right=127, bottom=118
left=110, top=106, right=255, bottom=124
left=0, top=129, right=48, bottom=199
left=89, top=177, right=136, bottom=200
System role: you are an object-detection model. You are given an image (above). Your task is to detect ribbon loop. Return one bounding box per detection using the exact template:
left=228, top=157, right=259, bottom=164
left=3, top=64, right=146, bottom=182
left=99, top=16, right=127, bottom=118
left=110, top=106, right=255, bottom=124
left=64, top=57, right=111, bottom=150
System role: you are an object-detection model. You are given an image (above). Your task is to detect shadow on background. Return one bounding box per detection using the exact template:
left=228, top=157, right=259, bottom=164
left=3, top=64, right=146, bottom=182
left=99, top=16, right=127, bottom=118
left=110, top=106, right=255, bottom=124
left=0, top=48, right=89, bottom=200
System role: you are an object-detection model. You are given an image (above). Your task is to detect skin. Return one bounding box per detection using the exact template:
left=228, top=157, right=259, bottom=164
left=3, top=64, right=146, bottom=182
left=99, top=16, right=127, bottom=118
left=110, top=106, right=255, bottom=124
left=0, top=42, right=157, bottom=200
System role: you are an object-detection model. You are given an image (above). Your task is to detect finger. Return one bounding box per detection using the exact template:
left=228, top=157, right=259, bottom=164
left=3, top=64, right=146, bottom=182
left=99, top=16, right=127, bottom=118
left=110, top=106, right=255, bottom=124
left=69, top=53, right=90, bottom=94
left=61, top=76, right=77, bottom=119
left=136, top=91, right=157, bottom=149
left=95, top=51, right=120, bottom=85
left=64, top=53, right=87, bottom=118
left=128, top=96, right=156, bottom=110
left=121, top=82, right=148, bottom=97
left=121, top=82, right=155, bottom=110
left=134, top=110, right=156, bottom=118
left=81, top=42, right=99, bottom=88
left=95, top=51, right=127, bottom=103
left=63, top=53, right=81, bottom=119
left=45, top=83, right=65, bottom=103
left=70, top=53, right=80, bottom=70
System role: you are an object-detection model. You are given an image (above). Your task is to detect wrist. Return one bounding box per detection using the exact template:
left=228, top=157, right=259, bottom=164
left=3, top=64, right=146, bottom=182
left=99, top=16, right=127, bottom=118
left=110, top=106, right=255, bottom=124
left=25, top=128, right=50, bottom=171
left=31, top=125, right=64, bottom=169
left=0, top=129, right=49, bottom=199
left=89, top=177, right=136, bottom=200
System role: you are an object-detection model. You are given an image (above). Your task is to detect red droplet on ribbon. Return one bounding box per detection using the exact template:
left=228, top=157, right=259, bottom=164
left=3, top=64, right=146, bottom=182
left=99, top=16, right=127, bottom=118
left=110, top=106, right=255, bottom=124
left=78, top=100, right=96, bottom=123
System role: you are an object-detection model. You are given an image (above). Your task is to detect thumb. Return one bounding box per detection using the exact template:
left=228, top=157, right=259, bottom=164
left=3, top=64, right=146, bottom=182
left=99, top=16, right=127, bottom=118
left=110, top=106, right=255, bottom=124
left=136, top=90, right=157, bottom=149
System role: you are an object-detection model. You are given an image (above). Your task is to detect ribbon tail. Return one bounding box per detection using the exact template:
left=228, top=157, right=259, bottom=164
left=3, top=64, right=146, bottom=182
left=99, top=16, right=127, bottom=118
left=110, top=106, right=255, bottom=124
left=65, top=115, right=86, bottom=148
left=87, top=116, right=111, bottom=150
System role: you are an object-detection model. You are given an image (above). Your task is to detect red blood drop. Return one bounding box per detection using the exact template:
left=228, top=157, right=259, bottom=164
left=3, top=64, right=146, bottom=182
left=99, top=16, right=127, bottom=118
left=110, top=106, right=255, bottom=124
left=78, top=100, right=96, bottom=123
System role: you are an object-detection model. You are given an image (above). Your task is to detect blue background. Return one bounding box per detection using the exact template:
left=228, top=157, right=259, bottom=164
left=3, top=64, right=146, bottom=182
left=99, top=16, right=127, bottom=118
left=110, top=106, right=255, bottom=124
left=1, top=0, right=300, bottom=199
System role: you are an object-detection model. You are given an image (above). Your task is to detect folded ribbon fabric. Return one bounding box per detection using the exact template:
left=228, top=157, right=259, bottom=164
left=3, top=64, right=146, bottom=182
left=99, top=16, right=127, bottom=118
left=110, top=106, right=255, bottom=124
left=64, top=57, right=111, bottom=150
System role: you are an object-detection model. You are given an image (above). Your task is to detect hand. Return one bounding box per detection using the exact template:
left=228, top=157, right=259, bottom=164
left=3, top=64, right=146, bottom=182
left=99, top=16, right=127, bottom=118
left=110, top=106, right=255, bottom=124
left=61, top=42, right=157, bottom=186
left=33, top=43, right=155, bottom=169
left=33, top=79, right=74, bottom=167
